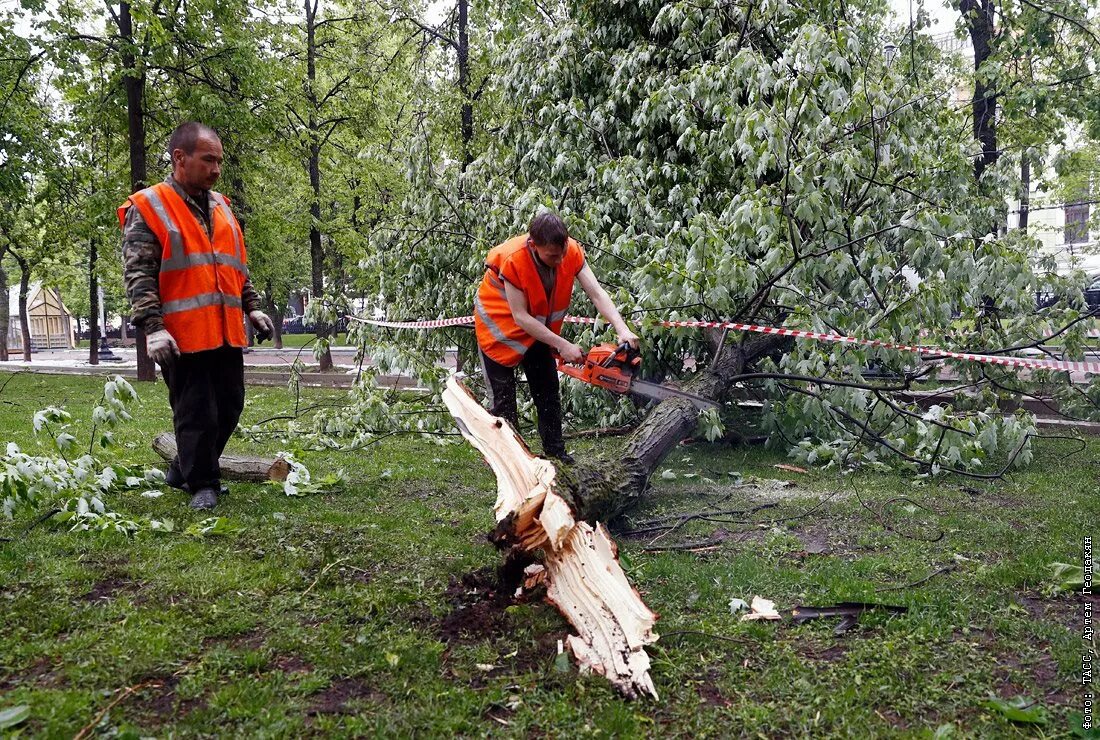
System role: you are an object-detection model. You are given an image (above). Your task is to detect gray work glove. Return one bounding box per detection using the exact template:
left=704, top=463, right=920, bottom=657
left=146, top=329, right=180, bottom=365
left=249, top=310, right=275, bottom=341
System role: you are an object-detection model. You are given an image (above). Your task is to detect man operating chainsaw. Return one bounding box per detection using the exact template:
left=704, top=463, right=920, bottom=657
left=474, top=211, right=639, bottom=464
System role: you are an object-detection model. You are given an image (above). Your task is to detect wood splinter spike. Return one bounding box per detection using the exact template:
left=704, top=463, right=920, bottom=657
left=441, top=376, right=659, bottom=699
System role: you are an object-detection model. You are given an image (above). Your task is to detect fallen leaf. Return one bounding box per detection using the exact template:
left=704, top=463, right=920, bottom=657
left=476, top=663, right=497, bottom=672
left=728, top=597, right=749, bottom=615
left=773, top=464, right=809, bottom=474
left=0, top=706, right=29, bottom=730
left=983, top=695, right=1047, bottom=724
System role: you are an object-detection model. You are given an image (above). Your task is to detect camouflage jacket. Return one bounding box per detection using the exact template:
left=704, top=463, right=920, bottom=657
left=121, top=175, right=262, bottom=334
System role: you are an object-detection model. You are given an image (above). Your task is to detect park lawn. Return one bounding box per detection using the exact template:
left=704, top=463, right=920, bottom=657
left=0, top=371, right=1093, bottom=737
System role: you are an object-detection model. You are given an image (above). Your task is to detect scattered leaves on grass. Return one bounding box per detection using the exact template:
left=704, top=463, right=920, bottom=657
left=982, top=695, right=1048, bottom=724
left=184, top=517, right=242, bottom=538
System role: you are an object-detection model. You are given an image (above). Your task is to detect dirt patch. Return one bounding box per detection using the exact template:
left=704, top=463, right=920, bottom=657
left=797, top=642, right=850, bottom=662
left=307, top=677, right=382, bottom=715
left=273, top=654, right=313, bottom=674
left=0, top=656, right=62, bottom=691
left=1017, top=590, right=1097, bottom=633
left=438, top=567, right=517, bottom=643
left=694, top=669, right=734, bottom=708
left=81, top=577, right=141, bottom=603
left=202, top=627, right=267, bottom=652
left=509, top=631, right=563, bottom=675
left=133, top=674, right=206, bottom=724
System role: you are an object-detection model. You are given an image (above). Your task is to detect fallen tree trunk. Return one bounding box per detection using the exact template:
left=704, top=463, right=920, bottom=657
left=151, top=433, right=291, bottom=482
left=442, top=377, right=659, bottom=699
left=564, top=331, right=793, bottom=522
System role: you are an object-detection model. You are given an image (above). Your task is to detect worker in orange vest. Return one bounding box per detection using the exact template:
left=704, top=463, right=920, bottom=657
left=119, top=122, right=274, bottom=510
left=475, top=211, right=639, bottom=463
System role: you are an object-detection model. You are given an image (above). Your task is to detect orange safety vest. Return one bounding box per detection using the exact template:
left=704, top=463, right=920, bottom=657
left=474, top=233, right=585, bottom=367
left=118, top=182, right=249, bottom=353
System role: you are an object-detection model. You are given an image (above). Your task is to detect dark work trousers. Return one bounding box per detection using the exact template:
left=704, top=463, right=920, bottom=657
left=479, top=341, right=565, bottom=456
left=160, top=345, right=245, bottom=492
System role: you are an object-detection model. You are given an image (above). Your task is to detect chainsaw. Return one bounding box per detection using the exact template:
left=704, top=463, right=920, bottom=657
left=557, top=342, right=717, bottom=411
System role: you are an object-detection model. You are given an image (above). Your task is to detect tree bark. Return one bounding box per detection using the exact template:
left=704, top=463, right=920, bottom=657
left=0, top=255, right=8, bottom=362
left=1018, top=155, right=1030, bottom=233
left=118, top=0, right=155, bottom=381
left=152, top=433, right=291, bottom=481
left=89, top=236, right=99, bottom=365
left=457, top=0, right=472, bottom=171
left=13, top=251, right=31, bottom=362
left=960, top=0, right=997, bottom=189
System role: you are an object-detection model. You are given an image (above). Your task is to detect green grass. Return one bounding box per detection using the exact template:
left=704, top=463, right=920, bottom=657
left=0, top=371, right=1094, bottom=737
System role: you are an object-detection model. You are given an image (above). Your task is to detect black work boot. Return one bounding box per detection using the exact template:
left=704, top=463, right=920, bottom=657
left=165, top=462, right=186, bottom=491
left=189, top=488, right=218, bottom=511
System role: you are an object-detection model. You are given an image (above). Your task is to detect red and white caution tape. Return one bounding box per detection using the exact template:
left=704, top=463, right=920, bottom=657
left=351, top=314, right=1100, bottom=375
left=356, top=315, right=477, bottom=329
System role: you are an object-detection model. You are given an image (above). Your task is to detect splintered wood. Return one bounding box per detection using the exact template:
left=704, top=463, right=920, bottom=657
left=442, top=376, right=659, bottom=699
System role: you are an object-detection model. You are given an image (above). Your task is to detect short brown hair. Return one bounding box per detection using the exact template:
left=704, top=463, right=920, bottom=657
left=529, top=211, right=568, bottom=249
left=168, top=121, right=219, bottom=158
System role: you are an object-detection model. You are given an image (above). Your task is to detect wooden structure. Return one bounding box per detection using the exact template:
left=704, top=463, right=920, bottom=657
left=6, top=283, right=77, bottom=350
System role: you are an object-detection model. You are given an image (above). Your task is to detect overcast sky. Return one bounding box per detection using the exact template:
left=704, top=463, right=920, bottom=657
left=888, top=0, right=960, bottom=38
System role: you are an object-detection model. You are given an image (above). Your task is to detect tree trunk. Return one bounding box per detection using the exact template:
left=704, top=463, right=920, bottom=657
left=1018, top=155, right=1030, bottom=233
left=457, top=0, right=472, bottom=171
left=960, top=0, right=997, bottom=189
left=305, top=0, right=334, bottom=372
left=118, top=0, right=155, bottom=381
left=89, top=236, right=100, bottom=365
left=152, top=433, right=291, bottom=481
left=271, top=308, right=284, bottom=349
left=0, top=256, right=8, bottom=362
left=564, top=332, right=792, bottom=522
left=14, top=252, right=31, bottom=362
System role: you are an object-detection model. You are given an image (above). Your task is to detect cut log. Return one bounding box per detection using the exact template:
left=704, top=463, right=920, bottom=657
left=442, top=377, right=659, bottom=699
left=151, top=432, right=290, bottom=482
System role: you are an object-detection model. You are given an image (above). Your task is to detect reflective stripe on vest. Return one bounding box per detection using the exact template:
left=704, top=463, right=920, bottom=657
left=473, top=233, right=584, bottom=367
left=119, top=182, right=249, bottom=353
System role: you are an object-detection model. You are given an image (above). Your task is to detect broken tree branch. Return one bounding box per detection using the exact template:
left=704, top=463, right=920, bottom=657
left=442, top=376, right=659, bottom=699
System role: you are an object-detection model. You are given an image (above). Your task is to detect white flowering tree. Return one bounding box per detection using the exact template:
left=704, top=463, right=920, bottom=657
left=337, top=0, right=1095, bottom=520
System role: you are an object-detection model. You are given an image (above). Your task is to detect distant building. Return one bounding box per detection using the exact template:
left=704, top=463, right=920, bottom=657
left=930, top=32, right=1099, bottom=279
left=6, top=283, right=77, bottom=350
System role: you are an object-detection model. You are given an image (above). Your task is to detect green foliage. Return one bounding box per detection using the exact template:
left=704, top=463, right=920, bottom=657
left=363, top=0, right=1087, bottom=473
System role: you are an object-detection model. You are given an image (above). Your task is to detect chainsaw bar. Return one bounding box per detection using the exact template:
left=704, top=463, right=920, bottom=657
left=629, top=379, right=719, bottom=411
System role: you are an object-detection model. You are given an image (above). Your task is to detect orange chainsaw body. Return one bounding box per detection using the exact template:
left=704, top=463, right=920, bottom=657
left=557, top=342, right=641, bottom=395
